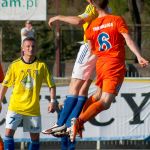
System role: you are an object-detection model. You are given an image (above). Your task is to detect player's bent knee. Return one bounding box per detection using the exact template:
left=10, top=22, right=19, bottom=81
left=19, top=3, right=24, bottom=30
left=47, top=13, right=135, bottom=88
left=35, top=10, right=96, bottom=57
left=5, top=129, right=15, bottom=137
left=30, top=133, right=39, bottom=141
left=101, top=99, right=112, bottom=110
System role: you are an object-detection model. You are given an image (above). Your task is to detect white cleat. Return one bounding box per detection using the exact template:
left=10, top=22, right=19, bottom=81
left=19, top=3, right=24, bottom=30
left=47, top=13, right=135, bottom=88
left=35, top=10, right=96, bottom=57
left=42, top=124, right=66, bottom=134
left=70, top=118, right=77, bottom=142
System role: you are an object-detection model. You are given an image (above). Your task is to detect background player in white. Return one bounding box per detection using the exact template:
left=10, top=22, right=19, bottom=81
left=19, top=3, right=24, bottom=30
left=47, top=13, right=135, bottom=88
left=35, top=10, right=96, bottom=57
left=21, top=21, right=35, bottom=44
left=0, top=37, right=56, bottom=150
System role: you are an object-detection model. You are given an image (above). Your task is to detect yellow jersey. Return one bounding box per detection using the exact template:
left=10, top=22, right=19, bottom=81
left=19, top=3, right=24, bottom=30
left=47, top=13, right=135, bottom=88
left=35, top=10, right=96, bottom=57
left=2, top=57, right=55, bottom=116
left=79, top=4, right=98, bottom=42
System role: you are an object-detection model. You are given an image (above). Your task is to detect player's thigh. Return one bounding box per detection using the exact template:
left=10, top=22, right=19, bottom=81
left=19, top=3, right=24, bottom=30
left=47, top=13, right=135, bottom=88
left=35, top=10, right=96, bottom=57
left=23, top=116, right=41, bottom=133
left=102, top=76, right=124, bottom=95
left=5, top=111, right=23, bottom=136
left=100, top=92, right=116, bottom=108
left=79, top=79, right=93, bottom=96
left=92, top=87, right=102, bottom=100
left=96, top=62, right=125, bottom=95
left=69, top=78, right=85, bottom=95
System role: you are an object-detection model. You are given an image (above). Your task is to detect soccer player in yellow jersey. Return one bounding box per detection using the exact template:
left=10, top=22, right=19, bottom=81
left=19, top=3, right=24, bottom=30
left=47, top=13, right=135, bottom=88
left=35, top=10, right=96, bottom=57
left=42, top=0, right=98, bottom=149
left=43, top=0, right=97, bottom=132
left=0, top=37, right=56, bottom=150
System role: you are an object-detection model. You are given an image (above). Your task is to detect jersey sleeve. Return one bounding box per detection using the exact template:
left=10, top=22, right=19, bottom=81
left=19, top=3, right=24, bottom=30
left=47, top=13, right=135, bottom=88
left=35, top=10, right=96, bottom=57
left=43, top=63, right=55, bottom=88
left=117, top=16, right=129, bottom=34
left=85, top=24, right=93, bottom=40
left=2, top=64, right=15, bottom=87
left=78, top=4, right=97, bottom=22
left=85, top=25, right=96, bottom=53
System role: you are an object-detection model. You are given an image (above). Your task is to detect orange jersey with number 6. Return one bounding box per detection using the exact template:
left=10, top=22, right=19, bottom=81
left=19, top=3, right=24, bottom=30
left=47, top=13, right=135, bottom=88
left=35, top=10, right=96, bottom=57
left=85, top=15, right=129, bottom=94
left=86, top=15, right=128, bottom=60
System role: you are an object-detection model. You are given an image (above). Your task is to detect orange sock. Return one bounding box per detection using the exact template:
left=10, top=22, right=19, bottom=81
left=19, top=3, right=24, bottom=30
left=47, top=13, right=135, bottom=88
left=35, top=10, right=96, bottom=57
left=0, top=136, right=4, bottom=150
left=81, top=96, right=97, bottom=114
left=79, top=100, right=105, bottom=123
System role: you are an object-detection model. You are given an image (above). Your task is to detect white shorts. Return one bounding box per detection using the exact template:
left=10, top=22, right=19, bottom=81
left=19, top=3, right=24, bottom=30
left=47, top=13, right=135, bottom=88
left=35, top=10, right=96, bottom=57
left=72, top=43, right=97, bottom=80
left=5, top=111, right=41, bottom=133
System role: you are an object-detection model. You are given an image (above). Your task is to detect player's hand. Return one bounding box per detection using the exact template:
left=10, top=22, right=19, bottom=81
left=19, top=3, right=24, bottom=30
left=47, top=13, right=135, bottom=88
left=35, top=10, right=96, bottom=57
left=48, top=17, right=55, bottom=28
left=48, top=16, right=58, bottom=28
left=48, top=102, right=56, bottom=113
left=137, top=56, right=149, bottom=68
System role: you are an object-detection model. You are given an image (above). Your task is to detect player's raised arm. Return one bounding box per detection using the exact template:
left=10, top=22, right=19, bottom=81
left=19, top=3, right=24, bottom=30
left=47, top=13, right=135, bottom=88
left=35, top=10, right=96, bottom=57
left=122, top=32, right=149, bottom=68
left=48, top=15, right=85, bottom=28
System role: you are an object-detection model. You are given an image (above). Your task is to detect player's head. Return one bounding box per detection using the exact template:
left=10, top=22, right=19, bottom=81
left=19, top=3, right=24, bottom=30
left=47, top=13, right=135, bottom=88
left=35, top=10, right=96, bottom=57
left=26, top=20, right=32, bottom=25
left=22, top=37, right=36, bottom=57
left=25, top=20, right=32, bottom=29
left=86, top=0, right=92, bottom=3
left=91, top=0, right=109, bottom=10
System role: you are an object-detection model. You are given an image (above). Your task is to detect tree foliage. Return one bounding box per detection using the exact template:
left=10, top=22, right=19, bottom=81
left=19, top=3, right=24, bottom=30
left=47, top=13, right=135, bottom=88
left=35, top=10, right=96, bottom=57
left=0, top=0, right=150, bottom=62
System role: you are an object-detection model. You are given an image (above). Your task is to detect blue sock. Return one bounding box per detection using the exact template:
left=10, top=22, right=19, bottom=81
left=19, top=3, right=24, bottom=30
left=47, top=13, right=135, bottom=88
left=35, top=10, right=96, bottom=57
left=28, top=140, right=40, bottom=150
left=61, top=136, right=68, bottom=150
left=145, top=136, right=150, bottom=141
left=61, top=136, right=76, bottom=150
left=4, top=136, right=14, bottom=150
left=68, top=138, right=76, bottom=150
left=66, top=96, right=87, bottom=127
left=57, top=95, right=78, bottom=126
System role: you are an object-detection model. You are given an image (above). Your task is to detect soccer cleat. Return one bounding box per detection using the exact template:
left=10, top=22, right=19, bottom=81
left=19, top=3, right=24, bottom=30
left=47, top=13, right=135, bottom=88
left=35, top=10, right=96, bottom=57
left=66, top=127, right=71, bottom=134
left=70, top=118, right=83, bottom=142
left=52, top=129, right=69, bottom=138
left=42, top=124, right=66, bottom=134
left=52, top=127, right=71, bottom=138
left=42, top=123, right=58, bottom=134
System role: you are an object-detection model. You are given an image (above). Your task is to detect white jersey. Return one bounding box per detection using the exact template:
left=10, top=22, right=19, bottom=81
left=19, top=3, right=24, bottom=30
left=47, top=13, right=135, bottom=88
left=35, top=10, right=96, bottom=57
left=21, top=27, right=35, bottom=43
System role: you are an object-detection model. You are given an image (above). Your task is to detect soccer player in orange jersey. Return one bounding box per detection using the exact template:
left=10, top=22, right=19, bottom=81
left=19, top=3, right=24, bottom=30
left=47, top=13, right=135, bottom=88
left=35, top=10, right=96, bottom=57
left=70, top=0, right=149, bottom=142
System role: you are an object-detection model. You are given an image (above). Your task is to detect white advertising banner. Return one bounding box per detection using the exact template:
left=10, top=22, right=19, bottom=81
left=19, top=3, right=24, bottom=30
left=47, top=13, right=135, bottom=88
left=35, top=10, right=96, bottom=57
left=0, top=78, right=150, bottom=141
left=0, top=0, right=46, bottom=20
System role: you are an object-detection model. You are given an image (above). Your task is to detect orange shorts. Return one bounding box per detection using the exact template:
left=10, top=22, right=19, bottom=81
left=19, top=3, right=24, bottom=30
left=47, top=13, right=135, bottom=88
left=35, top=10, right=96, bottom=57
left=95, top=58, right=126, bottom=95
